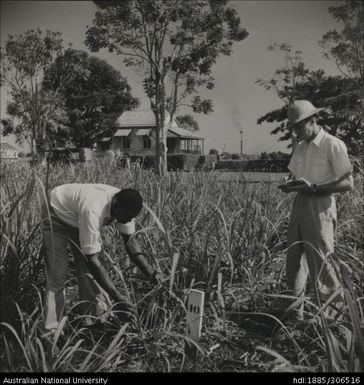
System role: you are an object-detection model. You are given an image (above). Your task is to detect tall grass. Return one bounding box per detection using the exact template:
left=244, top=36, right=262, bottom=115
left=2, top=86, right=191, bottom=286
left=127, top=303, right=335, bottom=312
left=1, top=157, right=363, bottom=372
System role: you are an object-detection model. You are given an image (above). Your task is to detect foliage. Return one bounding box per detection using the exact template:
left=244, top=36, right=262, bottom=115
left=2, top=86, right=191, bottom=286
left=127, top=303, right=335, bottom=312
left=127, top=153, right=217, bottom=171
left=256, top=2, right=363, bottom=155
left=129, top=154, right=157, bottom=170
left=0, top=28, right=66, bottom=159
left=85, top=0, right=248, bottom=173
left=319, top=0, right=364, bottom=83
left=221, top=152, right=232, bottom=159
left=215, top=159, right=289, bottom=173
left=42, top=48, right=139, bottom=148
left=260, top=151, right=290, bottom=161
left=256, top=43, right=309, bottom=105
left=175, top=114, right=200, bottom=132
left=256, top=43, right=362, bottom=155
left=167, top=153, right=217, bottom=171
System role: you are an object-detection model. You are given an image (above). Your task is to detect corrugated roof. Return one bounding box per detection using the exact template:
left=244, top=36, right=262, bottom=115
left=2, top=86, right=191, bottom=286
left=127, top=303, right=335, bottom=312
left=115, top=109, right=174, bottom=127
left=114, top=129, right=132, bottom=136
left=115, top=110, right=156, bottom=127
left=166, top=121, right=204, bottom=139
left=114, top=110, right=204, bottom=139
left=167, top=130, right=179, bottom=138
left=1, top=142, right=18, bottom=151
left=135, top=128, right=152, bottom=136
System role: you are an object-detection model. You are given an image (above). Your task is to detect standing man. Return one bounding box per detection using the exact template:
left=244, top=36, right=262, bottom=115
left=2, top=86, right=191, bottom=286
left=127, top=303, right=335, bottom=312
left=42, top=184, right=161, bottom=332
left=278, top=100, right=353, bottom=317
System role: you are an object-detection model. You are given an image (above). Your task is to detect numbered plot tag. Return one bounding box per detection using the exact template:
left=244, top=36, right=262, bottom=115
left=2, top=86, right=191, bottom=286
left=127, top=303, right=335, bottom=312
left=185, top=289, right=205, bottom=342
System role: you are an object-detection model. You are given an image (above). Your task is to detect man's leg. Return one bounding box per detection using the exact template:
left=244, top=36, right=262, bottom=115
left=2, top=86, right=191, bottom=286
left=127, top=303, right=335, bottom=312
left=42, top=208, right=71, bottom=331
left=69, top=242, right=109, bottom=325
left=284, top=195, right=310, bottom=320
left=301, top=195, right=342, bottom=306
left=286, top=199, right=308, bottom=297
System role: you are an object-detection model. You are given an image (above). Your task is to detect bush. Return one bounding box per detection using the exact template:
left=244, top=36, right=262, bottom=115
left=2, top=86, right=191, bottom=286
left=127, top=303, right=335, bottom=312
left=130, top=155, right=156, bottom=169
left=220, top=152, right=232, bottom=159
left=49, top=148, right=79, bottom=163
left=167, top=154, right=197, bottom=170
left=215, top=159, right=289, bottom=172
left=167, top=154, right=218, bottom=171
left=196, top=154, right=218, bottom=170
left=129, top=154, right=217, bottom=171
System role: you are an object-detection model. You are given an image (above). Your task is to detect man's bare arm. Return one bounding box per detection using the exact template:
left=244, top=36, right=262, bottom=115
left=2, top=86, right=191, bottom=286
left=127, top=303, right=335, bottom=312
left=122, top=234, right=155, bottom=280
left=279, top=173, right=353, bottom=195
left=313, top=173, right=354, bottom=194
left=85, top=253, right=128, bottom=303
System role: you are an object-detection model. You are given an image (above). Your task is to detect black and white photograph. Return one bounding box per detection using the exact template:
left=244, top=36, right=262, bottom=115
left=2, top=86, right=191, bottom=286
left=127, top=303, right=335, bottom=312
left=0, top=0, right=363, bottom=376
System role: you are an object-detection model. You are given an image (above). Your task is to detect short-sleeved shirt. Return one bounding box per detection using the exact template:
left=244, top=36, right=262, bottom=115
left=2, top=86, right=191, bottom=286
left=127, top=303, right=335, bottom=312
left=288, top=127, right=352, bottom=185
left=49, top=184, right=136, bottom=255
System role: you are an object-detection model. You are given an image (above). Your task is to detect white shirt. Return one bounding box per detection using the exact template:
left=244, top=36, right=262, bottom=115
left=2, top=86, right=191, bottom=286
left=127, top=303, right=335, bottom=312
left=50, top=184, right=136, bottom=255
left=288, top=128, right=352, bottom=185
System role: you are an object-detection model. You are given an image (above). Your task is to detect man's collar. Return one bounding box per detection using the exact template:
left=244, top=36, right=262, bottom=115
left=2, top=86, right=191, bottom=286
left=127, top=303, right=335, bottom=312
left=311, top=127, right=325, bottom=147
left=107, top=197, right=112, bottom=218
left=103, top=198, right=114, bottom=226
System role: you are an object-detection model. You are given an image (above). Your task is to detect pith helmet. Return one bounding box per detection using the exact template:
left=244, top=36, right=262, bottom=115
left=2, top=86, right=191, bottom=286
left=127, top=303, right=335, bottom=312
left=287, top=100, right=324, bottom=126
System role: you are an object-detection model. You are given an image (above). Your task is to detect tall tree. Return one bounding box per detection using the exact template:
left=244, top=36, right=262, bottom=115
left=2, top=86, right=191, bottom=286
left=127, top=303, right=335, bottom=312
left=319, top=0, right=363, bottom=85
left=318, top=0, right=363, bottom=154
left=256, top=6, right=363, bottom=156
left=255, top=43, right=312, bottom=146
left=85, top=0, right=248, bottom=173
left=43, top=48, right=139, bottom=148
left=256, top=43, right=310, bottom=105
left=0, top=28, right=65, bottom=159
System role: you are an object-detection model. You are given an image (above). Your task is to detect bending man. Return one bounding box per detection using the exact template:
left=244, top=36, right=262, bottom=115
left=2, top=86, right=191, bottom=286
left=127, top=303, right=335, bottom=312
left=42, top=183, right=160, bottom=331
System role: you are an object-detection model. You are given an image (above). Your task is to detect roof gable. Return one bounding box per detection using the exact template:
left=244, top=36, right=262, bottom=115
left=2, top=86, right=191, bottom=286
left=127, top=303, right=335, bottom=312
left=115, top=110, right=157, bottom=127
left=113, top=109, right=204, bottom=139
left=166, top=121, right=204, bottom=139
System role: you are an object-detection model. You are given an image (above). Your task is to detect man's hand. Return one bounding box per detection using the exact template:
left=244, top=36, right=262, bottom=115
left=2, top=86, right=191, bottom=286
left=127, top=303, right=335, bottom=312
left=278, top=184, right=295, bottom=194
left=112, top=301, right=132, bottom=322
left=151, top=271, right=165, bottom=285
left=278, top=178, right=313, bottom=194
left=121, top=234, right=167, bottom=285
left=278, top=184, right=315, bottom=194
left=86, top=253, right=126, bottom=303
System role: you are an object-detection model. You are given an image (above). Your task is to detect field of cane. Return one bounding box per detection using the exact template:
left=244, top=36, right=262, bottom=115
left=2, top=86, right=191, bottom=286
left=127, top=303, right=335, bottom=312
left=0, top=158, right=363, bottom=373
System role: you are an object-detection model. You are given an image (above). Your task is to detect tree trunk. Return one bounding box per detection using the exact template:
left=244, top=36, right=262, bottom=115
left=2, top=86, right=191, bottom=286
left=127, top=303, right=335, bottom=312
left=32, top=119, right=46, bottom=165
left=159, top=85, right=167, bottom=175
left=30, top=137, right=35, bottom=158
left=37, top=121, right=47, bottom=163
left=154, top=79, right=167, bottom=176
left=154, top=110, right=167, bottom=176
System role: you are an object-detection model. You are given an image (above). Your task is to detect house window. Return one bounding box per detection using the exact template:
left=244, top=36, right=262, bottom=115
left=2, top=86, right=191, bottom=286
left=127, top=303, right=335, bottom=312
left=122, top=136, right=131, bottom=149
left=181, top=140, right=188, bottom=152
left=143, top=135, right=151, bottom=149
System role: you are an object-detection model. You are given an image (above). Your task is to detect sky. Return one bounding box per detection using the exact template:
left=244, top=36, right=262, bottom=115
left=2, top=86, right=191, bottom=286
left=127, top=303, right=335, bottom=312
left=0, top=0, right=343, bottom=155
